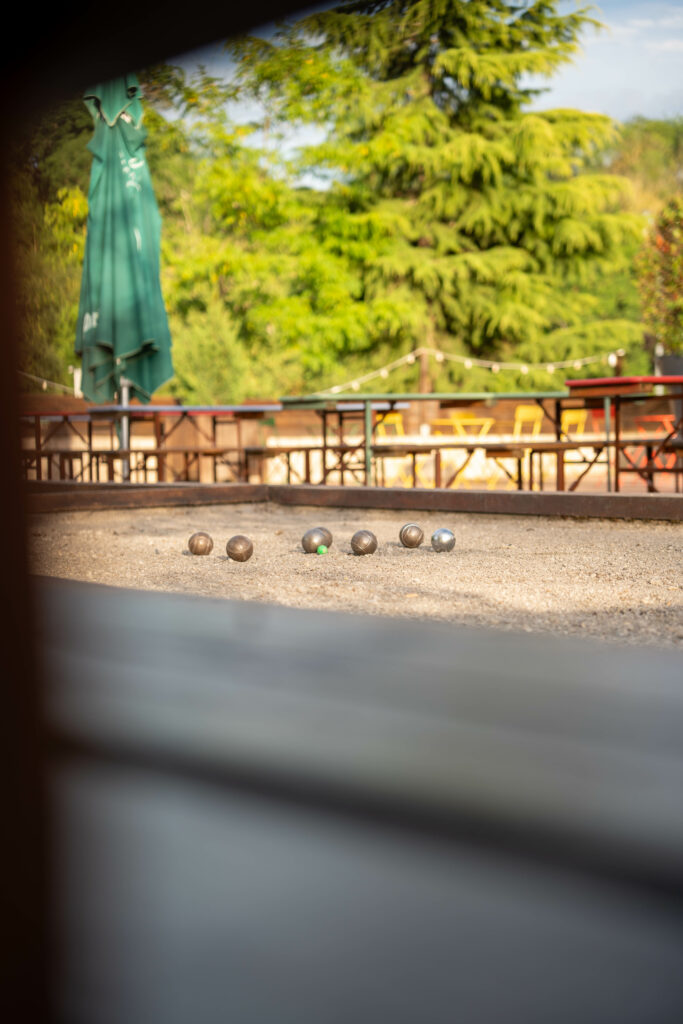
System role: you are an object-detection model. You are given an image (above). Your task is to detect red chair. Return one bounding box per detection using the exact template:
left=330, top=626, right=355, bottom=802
left=634, top=414, right=676, bottom=471
left=590, top=406, right=615, bottom=433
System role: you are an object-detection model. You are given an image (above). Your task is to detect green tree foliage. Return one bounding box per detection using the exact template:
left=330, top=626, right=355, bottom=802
left=605, top=117, right=683, bottom=215
left=635, top=196, right=683, bottom=355
left=15, top=4, right=675, bottom=401
left=11, top=99, right=92, bottom=387
left=152, top=71, right=421, bottom=401
left=578, top=117, right=683, bottom=374
left=228, top=0, right=645, bottom=392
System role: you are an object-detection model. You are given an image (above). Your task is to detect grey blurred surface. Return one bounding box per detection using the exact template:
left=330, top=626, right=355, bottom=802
left=38, top=577, right=683, bottom=1023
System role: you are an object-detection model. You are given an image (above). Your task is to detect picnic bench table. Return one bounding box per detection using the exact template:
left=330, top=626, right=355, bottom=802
left=279, top=392, right=569, bottom=485
left=21, top=404, right=282, bottom=482
left=566, top=377, right=683, bottom=492
left=374, top=439, right=609, bottom=491
left=21, top=386, right=683, bottom=493
left=242, top=438, right=611, bottom=491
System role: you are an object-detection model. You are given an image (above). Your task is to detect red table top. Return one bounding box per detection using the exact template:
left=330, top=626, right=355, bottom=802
left=566, top=376, right=683, bottom=389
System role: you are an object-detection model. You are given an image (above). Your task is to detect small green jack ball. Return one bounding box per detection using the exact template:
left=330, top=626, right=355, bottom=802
left=302, top=527, right=333, bottom=553
left=317, top=544, right=328, bottom=555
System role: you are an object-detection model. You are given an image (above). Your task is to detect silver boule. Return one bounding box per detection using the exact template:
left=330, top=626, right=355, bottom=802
left=302, top=527, right=332, bottom=553
left=399, top=523, right=424, bottom=548
left=188, top=531, right=213, bottom=555
left=431, top=528, right=455, bottom=552
left=226, top=534, right=254, bottom=561
left=351, top=529, right=378, bottom=555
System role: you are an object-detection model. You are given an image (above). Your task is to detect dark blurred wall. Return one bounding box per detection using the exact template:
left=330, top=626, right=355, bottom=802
left=0, top=6, right=307, bottom=1020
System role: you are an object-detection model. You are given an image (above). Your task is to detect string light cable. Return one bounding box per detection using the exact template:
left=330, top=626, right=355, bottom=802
left=18, top=370, right=75, bottom=394
left=321, top=346, right=626, bottom=395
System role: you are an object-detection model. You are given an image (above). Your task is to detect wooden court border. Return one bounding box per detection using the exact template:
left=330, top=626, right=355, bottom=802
left=25, top=481, right=683, bottom=520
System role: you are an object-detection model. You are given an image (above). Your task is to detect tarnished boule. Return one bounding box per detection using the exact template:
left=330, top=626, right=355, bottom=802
left=302, top=527, right=333, bottom=553
left=399, top=523, right=424, bottom=548
left=351, top=529, right=378, bottom=555
left=188, top=531, right=213, bottom=555
left=431, top=528, right=455, bottom=552
left=226, top=534, right=253, bottom=562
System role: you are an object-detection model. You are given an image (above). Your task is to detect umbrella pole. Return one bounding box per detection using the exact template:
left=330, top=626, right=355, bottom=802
left=119, top=376, right=131, bottom=482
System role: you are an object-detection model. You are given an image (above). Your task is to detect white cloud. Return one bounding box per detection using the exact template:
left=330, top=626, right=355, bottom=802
left=646, top=38, right=683, bottom=52
left=591, top=24, right=638, bottom=40
left=660, top=14, right=683, bottom=29
left=623, top=11, right=683, bottom=31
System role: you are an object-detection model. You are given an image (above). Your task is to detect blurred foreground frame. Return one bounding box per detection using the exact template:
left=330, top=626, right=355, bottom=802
left=2, top=4, right=683, bottom=1024
left=42, top=577, right=683, bottom=1023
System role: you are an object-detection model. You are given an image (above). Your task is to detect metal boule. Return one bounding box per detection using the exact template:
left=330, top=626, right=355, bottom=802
left=431, top=528, right=455, bottom=552
left=188, top=531, right=213, bottom=555
left=302, top=527, right=332, bottom=553
left=317, top=527, right=333, bottom=548
left=226, top=534, right=254, bottom=561
left=399, top=523, right=424, bottom=548
left=351, top=529, right=378, bottom=555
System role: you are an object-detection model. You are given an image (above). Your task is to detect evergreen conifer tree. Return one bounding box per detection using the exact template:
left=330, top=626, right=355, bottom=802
left=230, top=0, right=644, bottom=391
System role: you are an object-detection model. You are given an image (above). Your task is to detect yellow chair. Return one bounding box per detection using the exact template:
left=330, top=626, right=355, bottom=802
left=560, top=408, right=588, bottom=437
left=429, top=412, right=497, bottom=487
left=558, top=407, right=591, bottom=484
left=375, top=411, right=405, bottom=437
left=512, top=404, right=544, bottom=439
left=431, top=412, right=495, bottom=437
left=488, top=404, right=544, bottom=490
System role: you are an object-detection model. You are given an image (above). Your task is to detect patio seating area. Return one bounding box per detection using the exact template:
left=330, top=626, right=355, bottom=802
left=19, top=377, right=683, bottom=494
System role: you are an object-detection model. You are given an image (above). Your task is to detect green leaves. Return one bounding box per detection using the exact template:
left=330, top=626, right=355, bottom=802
left=432, top=44, right=569, bottom=96
left=636, top=196, right=683, bottom=355
left=223, top=0, right=642, bottom=381
left=14, top=5, right=658, bottom=400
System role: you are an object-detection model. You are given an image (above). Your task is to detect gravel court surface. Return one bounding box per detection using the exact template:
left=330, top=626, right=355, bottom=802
left=28, top=502, right=683, bottom=649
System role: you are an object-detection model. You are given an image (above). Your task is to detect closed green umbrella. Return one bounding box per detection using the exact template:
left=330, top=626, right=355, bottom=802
left=75, top=74, right=173, bottom=405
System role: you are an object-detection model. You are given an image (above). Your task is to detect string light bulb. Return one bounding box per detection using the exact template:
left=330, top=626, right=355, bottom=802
left=317, top=344, right=630, bottom=396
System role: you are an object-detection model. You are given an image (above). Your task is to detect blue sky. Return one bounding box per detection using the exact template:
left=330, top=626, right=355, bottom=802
left=531, top=1, right=683, bottom=120
left=176, top=1, right=683, bottom=122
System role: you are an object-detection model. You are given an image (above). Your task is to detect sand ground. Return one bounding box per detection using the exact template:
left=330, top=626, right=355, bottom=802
left=27, top=502, right=683, bottom=649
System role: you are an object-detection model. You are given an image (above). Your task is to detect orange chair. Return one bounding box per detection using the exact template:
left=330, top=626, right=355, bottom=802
left=634, top=413, right=677, bottom=470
